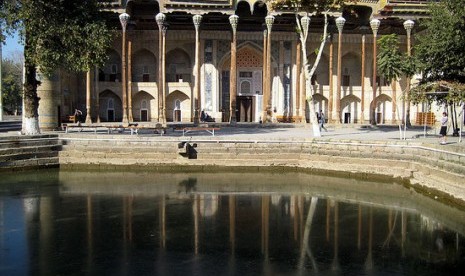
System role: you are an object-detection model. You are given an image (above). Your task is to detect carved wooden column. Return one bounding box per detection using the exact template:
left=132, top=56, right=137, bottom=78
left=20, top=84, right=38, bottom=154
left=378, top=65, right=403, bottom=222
left=85, top=70, right=92, bottom=124
left=328, top=35, right=334, bottom=123
left=95, top=66, right=100, bottom=123
left=335, top=16, right=345, bottom=124
left=156, top=13, right=166, bottom=124
left=162, top=24, right=167, bottom=125
left=262, top=29, right=267, bottom=123
left=119, top=13, right=130, bottom=124
left=296, top=38, right=301, bottom=120
left=361, top=30, right=366, bottom=124
left=128, top=39, right=133, bottom=122
left=265, top=15, right=275, bottom=122
left=404, top=20, right=414, bottom=127
left=229, top=14, right=239, bottom=124
left=193, top=14, right=203, bottom=125
left=370, top=19, right=380, bottom=125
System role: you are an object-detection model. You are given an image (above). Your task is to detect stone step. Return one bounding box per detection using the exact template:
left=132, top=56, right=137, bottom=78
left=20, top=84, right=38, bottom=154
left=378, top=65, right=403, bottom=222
left=0, top=144, right=62, bottom=156
left=0, top=157, right=59, bottom=170
left=0, top=150, right=60, bottom=163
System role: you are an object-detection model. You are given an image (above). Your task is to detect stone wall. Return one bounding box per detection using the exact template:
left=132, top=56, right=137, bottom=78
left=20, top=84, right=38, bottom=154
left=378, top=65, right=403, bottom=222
left=58, top=135, right=465, bottom=206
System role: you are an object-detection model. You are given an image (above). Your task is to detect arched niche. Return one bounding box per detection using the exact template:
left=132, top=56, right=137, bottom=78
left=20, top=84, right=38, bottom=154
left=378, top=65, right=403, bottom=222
left=100, top=49, right=121, bottom=82
left=132, top=90, right=156, bottom=122
left=166, top=48, right=192, bottom=83
left=99, top=90, right=122, bottom=122
left=132, top=48, right=157, bottom=82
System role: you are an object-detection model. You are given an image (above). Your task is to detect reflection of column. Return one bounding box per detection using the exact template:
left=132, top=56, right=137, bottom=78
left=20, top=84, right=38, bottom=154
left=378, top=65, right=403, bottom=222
left=370, top=18, right=380, bottom=125
left=293, top=196, right=298, bottom=241
left=193, top=14, right=202, bottom=125
left=159, top=196, right=166, bottom=249
left=358, top=204, right=362, bottom=250
left=194, top=195, right=200, bottom=254
left=402, top=211, right=406, bottom=257
left=365, top=207, right=374, bottom=271
left=156, top=13, right=166, bottom=124
left=229, top=195, right=236, bottom=253
left=128, top=39, right=133, bottom=122
left=261, top=195, right=270, bottom=257
left=328, top=35, right=334, bottom=123
left=85, top=70, right=92, bottom=124
left=265, top=15, right=275, bottom=122
left=361, top=31, right=366, bottom=124
left=119, top=13, right=130, bottom=124
left=229, top=15, right=238, bottom=124
left=335, top=17, right=345, bottom=124
left=331, top=201, right=340, bottom=271
left=95, top=66, right=100, bottom=123
left=86, top=195, right=94, bottom=274
left=326, top=199, right=331, bottom=241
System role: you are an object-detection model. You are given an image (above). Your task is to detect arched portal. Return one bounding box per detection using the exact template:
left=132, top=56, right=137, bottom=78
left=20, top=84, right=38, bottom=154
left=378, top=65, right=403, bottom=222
left=166, top=90, right=190, bottom=122
left=375, top=94, right=392, bottom=124
left=341, top=94, right=362, bottom=123
left=133, top=91, right=156, bottom=122
left=99, top=90, right=122, bottom=122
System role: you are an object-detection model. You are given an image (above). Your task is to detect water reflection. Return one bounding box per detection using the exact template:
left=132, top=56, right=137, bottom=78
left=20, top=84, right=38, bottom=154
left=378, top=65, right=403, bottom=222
left=0, top=170, right=464, bottom=275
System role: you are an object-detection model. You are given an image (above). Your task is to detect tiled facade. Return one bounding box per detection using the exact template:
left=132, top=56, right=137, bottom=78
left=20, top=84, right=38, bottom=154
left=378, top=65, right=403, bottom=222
left=38, top=0, right=435, bottom=129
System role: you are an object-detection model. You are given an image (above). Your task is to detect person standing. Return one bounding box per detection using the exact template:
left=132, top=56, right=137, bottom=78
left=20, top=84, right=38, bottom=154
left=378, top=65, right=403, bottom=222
left=319, top=110, right=327, bottom=132
left=439, top=112, right=448, bottom=145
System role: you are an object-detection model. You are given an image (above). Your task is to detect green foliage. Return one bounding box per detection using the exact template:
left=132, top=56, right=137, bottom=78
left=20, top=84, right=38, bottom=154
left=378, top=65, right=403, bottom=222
left=409, top=81, right=465, bottom=105
left=1, top=0, right=114, bottom=75
left=414, top=0, right=465, bottom=83
left=269, top=0, right=350, bottom=13
left=377, top=34, right=405, bottom=83
left=1, top=58, right=23, bottom=114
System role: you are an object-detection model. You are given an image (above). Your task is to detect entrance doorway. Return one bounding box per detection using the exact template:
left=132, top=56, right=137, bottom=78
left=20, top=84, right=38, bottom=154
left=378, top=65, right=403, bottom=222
left=237, top=96, right=254, bottom=122
left=140, top=100, right=148, bottom=121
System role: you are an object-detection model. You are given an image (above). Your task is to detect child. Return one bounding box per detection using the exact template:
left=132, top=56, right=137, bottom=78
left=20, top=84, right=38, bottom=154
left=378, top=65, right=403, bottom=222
left=439, top=112, right=448, bottom=145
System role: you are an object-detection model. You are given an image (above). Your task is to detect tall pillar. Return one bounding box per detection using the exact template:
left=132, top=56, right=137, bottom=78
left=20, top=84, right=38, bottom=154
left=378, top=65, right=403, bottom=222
left=229, top=14, right=239, bottom=124
left=296, top=38, right=301, bottom=120
left=370, top=18, right=380, bottom=125
left=328, top=35, right=334, bottom=123
left=128, top=39, right=133, bottom=122
left=0, top=42, right=3, bottom=121
left=265, top=15, right=275, bottom=122
left=404, top=20, right=414, bottom=127
left=85, top=70, right=92, bottom=124
left=156, top=13, right=166, bottom=124
left=95, top=66, right=100, bottom=123
left=119, top=13, right=130, bottom=124
left=193, top=14, right=203, bottom=125
left=161, top=24, right=167, bottom=125
left=262, top=29, right=268, bottom=123
left=335, top=16, right=345, bottom=124
left=361, top=30, right=366, bottom=124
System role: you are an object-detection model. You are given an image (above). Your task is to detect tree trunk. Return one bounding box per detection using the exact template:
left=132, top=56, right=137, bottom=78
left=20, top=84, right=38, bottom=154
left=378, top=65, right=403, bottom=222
left=297, top=13, right=330, bottom=138
left=22, top=31, right=41, bottom=135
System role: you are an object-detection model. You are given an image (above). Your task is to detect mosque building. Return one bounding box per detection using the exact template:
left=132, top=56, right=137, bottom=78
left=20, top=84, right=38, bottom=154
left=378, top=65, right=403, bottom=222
left=37, top=0, right=433, bottom=129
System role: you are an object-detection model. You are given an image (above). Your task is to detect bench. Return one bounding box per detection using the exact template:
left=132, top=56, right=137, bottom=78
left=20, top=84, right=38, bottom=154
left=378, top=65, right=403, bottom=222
left=64, top=124, right=99, bottom=133
left=128, top=125, right=167, bottom=136
left=180, top=127, right=220, bottom=136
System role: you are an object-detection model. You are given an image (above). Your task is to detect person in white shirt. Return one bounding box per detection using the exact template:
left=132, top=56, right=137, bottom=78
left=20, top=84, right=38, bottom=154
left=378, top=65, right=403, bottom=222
left=439, top=112, right=448, bottom=144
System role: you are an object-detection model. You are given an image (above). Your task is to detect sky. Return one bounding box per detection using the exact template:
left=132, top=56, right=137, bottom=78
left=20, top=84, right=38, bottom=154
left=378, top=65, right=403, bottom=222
left=2, top=32, right=23, bottom=58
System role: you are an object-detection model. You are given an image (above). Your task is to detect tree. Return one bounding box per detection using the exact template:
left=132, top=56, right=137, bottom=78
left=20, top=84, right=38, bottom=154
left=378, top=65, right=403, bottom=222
left=1, top=58, right=23, bottom=115
left=409, top=0, right=465, bottom=135
left=414, top=0, right=465, bottom=85
left=0, top=0, right=113, bottom=134
left=377, top=34, right=411, bottom=129
left=270, top=0, right=351, bottom=137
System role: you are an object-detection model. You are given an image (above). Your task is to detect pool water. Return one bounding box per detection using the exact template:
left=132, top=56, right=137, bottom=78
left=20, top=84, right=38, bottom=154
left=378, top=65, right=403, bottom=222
left=1, top=169, right=464, bottom=275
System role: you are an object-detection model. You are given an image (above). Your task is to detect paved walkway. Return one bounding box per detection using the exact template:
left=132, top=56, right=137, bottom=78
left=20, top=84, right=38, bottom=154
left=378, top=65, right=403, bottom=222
left=2, top=119, right=464, bottom=150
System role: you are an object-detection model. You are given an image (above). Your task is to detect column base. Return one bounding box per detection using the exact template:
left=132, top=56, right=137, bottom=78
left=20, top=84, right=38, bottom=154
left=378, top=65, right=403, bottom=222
left=85, top=115, right=92, bottom=124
